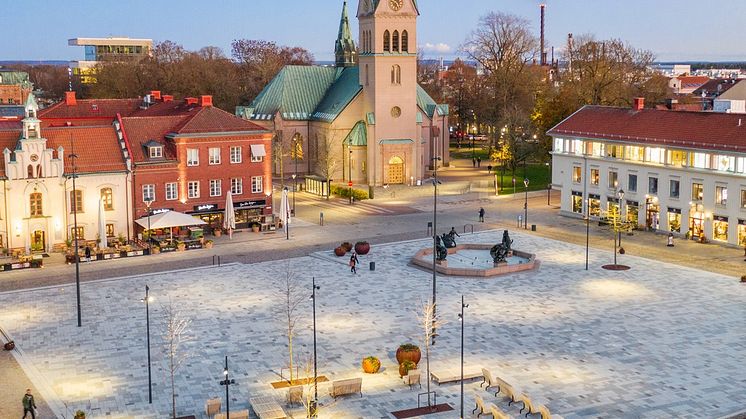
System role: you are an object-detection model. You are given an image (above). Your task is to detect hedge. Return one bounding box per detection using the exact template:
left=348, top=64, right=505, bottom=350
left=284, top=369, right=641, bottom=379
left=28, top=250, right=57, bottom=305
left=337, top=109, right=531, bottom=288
left=331, top=184, right=369, bottom=201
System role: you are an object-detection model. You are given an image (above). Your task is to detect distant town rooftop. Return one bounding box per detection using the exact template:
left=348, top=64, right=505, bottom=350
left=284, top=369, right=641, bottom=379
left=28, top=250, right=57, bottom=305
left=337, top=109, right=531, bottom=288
left=68, top=37, right=153, bottom=47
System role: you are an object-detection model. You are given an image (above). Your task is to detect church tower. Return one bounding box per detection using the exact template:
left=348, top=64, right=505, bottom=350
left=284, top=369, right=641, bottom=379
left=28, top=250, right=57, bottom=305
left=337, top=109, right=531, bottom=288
left=357, top=0, right=420, bottom=185
left=335, top=1, right=357, bottom=67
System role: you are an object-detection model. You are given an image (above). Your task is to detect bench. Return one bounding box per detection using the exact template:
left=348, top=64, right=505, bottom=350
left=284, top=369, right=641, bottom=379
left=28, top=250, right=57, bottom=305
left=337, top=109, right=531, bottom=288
left=329, top=377, right=363, bottom=398
left=431, top=369, right=483, bottom=385
left=214, top=409, right=249, bottom=419
left=249, top=396, right=287, bottom=419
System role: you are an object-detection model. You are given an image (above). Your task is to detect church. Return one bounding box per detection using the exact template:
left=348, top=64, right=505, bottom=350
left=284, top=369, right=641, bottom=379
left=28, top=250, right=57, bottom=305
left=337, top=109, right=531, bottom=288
left=238, top=0, right=449, bottom=188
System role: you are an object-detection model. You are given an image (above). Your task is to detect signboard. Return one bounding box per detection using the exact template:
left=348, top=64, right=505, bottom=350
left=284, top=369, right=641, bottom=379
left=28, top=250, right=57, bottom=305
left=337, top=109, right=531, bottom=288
left=667, top=207, right=682, bottom=214
left=234, top=200, right=266, bottom=209
left=193, top=204, right=218, bottom=213
left=714, top=215, right=728, bottom=222
left=348, top=181, right=353, bottom=187
left=151, top=208, right=172, bottom=215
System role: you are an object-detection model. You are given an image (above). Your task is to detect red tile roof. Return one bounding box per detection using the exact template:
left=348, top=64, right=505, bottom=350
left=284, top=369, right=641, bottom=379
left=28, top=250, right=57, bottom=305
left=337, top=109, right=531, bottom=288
left=39, top=98, right=141, bottom=120
left=172, top=106, right=267, bottom=134
left=654, top=103, right=704, bottom=112
left=676, top=76, right=710, bottom=88
left=119, top=116, right=185, bottom=163
left=693, top=79, right=740, bottom=96
left=548, top=105, right=746, bottom=153
left=130, top=100, right=201, bottom=117
left=0, top=130, right=20, bottom=177
left=43, top=126, right=127, bottom=173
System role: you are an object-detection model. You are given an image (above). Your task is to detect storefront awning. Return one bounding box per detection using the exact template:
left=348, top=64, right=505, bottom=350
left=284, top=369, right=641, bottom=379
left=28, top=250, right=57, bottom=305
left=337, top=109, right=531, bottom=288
left=250, top=144, right=267, bottom=158
left=135, top=211, right=207, bottom=229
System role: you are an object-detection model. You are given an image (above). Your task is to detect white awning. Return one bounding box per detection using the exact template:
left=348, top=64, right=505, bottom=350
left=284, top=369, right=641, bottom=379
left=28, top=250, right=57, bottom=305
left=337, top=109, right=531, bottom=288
left=250, top=144, right=266, bottom=158
left=135, top=211, right=207, bottom=229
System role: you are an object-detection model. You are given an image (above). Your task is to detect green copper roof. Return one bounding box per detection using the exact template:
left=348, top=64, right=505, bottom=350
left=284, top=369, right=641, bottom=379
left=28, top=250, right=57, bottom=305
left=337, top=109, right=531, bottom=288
left=344, top=120, right=368, bottom=146
left=416, top=85, right=449, bottom=118
left=312, top=67, right=362, bottom=122
left=335, top=1, right=356, bottom=62
left=0, top=70, right=31, bottom=86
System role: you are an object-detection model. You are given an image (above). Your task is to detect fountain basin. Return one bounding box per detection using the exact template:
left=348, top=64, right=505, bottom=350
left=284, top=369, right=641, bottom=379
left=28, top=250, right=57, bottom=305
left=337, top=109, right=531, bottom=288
left=411, top=244, right=538, bottom=277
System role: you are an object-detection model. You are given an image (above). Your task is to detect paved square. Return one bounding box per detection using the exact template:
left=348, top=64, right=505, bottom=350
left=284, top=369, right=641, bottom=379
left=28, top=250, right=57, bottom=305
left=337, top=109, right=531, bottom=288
left=2, top=230, right=745, bottom=418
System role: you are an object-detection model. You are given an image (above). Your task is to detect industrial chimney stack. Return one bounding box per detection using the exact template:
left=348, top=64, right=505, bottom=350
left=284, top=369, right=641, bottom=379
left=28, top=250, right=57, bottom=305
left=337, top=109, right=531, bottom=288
left=540, top=4, right=547, bottom=66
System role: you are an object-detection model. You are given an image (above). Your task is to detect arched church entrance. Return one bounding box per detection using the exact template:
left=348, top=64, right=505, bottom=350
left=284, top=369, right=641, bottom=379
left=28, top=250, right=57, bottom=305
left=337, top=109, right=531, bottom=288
left=387, top=156, right=404, bottom=184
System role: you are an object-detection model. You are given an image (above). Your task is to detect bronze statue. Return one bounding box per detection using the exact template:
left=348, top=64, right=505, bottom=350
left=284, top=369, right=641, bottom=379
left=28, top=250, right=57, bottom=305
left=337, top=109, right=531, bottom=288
left=490, top=243, right=509, bottom=263
left=435, top=236, right=448, bottom=261
left=501, top=230, right=513, bottom=251
left=441, top=233, right=456, bottom=248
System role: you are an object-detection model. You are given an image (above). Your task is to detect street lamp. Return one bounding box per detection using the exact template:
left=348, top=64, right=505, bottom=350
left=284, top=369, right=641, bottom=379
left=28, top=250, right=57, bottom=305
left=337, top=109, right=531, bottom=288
left=348, top=143, right=353, bottom=205
left=458, top=295, right=469, bottom=419
left=284, top=187, right=289, bottom=241
left=523, top=178, right=529, bottom=229
left=309, top=277, right=320, bottom=417
left=616, top=189, right=625, bottom=264
left=69, top=150, right=82, bottom=327
left=141, top=285, right=154, bottom=404
left=219, top=356, right=236, bottom=419
left=431, top=156, right=442, bottom=345
left=291, top=174, right=297, bottom=216
left=144, top=197, right=153, bottom=253
left=546, top=161, right=551, bottom=206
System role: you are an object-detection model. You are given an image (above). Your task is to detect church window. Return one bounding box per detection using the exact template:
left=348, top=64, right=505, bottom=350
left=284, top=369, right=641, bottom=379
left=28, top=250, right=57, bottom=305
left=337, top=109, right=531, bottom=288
left=27, top=165, right=34, bottom=179
left=36, top=165, right=42, bottom=178
left=402, top=30, right=409, bottom=52
left=393, top=31, right=400, bottom=52
left=383, top=30, right=390, bottom=52
left=30, top=192, right=42, bottom=217
left=391, top=65, right=401, bottom=85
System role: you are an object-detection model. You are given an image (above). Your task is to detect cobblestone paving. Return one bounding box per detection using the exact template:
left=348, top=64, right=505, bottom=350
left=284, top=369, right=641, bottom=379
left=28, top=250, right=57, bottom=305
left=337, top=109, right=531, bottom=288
left=1, top=230, right=745, bottom=418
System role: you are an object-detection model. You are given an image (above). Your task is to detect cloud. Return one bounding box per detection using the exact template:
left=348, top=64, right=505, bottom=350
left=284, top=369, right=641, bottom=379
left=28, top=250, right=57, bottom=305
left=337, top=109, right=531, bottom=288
left=421, top=42, right=452, bottom=53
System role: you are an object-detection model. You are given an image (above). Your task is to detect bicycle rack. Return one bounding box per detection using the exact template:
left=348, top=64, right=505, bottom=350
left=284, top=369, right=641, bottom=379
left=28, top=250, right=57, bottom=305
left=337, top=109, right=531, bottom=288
left=417, top=391, right=438, bottom=408
left=464, top=224, right=474, bottom=234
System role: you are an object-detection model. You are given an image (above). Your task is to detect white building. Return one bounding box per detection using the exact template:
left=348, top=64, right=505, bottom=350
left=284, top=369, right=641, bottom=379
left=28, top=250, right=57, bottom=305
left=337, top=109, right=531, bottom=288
left=549, top=99, right=746, bottom=247
left=0, top=95, right=132, bottom=252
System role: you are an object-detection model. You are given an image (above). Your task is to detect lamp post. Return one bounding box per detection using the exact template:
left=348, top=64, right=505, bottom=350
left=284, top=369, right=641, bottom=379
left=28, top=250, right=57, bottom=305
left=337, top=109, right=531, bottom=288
left=291, top=174, right=297, bottom=216
left=69, top=150, right=82, bottom=327
left=431, top=156, right=441, bottom=345
left=219, top=356, right=236, bottom=419
left=141, top=285, right=153, bottom=404
left=310, top=277, right=320, bottom=417
left=616, top=189, right=625, bottom=264
left=584, top=156, right=589, bottom=270
left=458, top=295, right=469, bottom=419
left=284, top=187, right=289, bottom=241
left=144, top=197, right=153, bottom=252
left=546, top=161, right=551, bottom=206
left=523, top=178, right=529, bottom=229
left=348, top=144, right=353, bottom=205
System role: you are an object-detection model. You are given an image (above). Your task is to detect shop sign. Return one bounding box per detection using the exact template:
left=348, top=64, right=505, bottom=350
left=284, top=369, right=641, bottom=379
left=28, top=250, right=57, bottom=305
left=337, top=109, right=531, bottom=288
left=588, top=194, right=600, bottom=200
left=714, top=215, right=728, bottom=222
left=193, top=203, right=219, bottom=212
left=234, top=199, right=266, bottom=209
left=571, top=191, right=583, bottom=197
left=151, top=208, right=172, bottom=215
left=739, top=219, right=746, bottom=226
left=668, top=207, right=681, bottom=214
left=626, top=200, right=639, bottom=206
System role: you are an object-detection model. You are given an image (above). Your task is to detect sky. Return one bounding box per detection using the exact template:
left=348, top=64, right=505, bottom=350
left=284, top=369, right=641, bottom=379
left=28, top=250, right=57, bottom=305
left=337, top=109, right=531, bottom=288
left=3, top=0, right=746, bottom=62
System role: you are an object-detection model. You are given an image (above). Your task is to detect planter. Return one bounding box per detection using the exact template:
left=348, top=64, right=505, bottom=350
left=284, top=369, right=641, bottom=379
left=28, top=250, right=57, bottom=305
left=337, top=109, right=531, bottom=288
left=204, top=242, right=213, bottom=249
left=399, top=360, right=416, bottom=378
left=340, top=242, right=353, bottom=252
left=177, top=244, right=186, bottom=252
left=354, top=241, right=370, bottom=255
left=96, top=253, right=104, bottom=261
left=4, top=341, right=14, bottom=350
left=334, top=247, right=346, bottom=257
left=120, top=251, right=128, bottom=258
left=396, top=344, right=421, bottom=366
left=362, top=356, right=381, bottom=374
left=214, top=229, right=222, bottom=237
left=251, top=226, right=260, bottom=233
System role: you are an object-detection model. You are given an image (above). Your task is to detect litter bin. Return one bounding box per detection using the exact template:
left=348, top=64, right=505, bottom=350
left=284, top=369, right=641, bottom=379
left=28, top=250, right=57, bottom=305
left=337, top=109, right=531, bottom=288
left=369, top=261, right=375, bottom=271
left=531, top=224, right=537, bottom=231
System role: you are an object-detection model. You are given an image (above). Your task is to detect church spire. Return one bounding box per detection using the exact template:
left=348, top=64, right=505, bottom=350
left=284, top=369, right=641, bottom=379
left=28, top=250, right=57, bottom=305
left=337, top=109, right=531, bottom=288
left=335, top=1, right=357, bottom=68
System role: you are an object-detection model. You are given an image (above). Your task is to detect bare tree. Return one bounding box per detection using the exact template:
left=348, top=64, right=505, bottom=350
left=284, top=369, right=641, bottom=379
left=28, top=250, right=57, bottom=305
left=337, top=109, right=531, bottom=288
left=273, top=133, right=288, bottom=189
left=160, top=299, right=192, bottom=419
left=418, top=299, right=445, bottom=407
left=315, top=130, right=342, bottom=200
left=274, top=263, right=306, bottom=383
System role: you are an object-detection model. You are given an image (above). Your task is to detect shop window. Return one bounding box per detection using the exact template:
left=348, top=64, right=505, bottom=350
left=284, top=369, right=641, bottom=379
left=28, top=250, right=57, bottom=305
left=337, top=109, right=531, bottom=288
left=626, top=203, right=639, bottom=225
left=628, top=174, right=637, bottom=192
left=572, top=193, right=583, bottom=214
left=692, top=183, right=703, bottom=201
left=648, top=177, right=658, bottom=194
left=590, top=169, right=599, bottom=185
left=713, top=217, right=729, bottom=242
left=669, top=180, right=680, bottom=199
left=589, top=197, right=601, bottom=216
left=667, top=210, right=681, bottom=232
left=70, top=190, right=83, bottom=213
left=106, top=224, right=115, bottom=237
left=716, top=186, right=728, bottom=206
left=101, top=188, right=113, bottom=211
left=738, top=221, right=746, bottom=246
left=188, top=181, right=200, bottom=198
left=572, top=166, right=581, bottom=183
left=30, top=192, right=42, bottom=217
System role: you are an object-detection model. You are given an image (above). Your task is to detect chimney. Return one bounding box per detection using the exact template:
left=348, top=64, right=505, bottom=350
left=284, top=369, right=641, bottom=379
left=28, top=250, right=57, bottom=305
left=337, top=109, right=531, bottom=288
left=539, top=4, right=546, bottom=66
left=150, top=90, right=162, bottom=101
left=199, top=95, right=213, bottom=107
left=185, top=97, right=198, bottom=105
left=64, top=91, right=77, bottom=106
left=633, top=97, right=645, bottom=111
left=163, top=95, right=174, bottom=102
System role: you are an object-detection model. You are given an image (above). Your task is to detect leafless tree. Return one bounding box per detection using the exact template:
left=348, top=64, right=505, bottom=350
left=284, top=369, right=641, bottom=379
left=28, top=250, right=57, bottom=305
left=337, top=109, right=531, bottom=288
left=418, top=299, right=445, bottom=407
left=274, top=263, right=306, bottom=383
left=160, top=299, right=192, bottom=419
left=315, top=130, right=342, bottom=200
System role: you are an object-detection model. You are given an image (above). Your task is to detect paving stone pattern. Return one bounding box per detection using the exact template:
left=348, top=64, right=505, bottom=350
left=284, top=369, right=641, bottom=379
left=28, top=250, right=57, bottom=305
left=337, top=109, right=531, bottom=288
left=1, top=231, right=745, bottom=418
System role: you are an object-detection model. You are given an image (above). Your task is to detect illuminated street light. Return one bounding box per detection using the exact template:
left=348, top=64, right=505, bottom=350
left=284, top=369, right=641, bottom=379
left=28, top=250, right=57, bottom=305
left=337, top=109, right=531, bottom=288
left=431, top=157, right=442, bottom=345
left=523, top=178, right=530, bottom=229
left=219, top=356, right=236, bottom=418
left=141, top=285, right=154, bottom=404
left=309, top=277, right=320, bottom=417
left=458, top=295, right=469, bottom=419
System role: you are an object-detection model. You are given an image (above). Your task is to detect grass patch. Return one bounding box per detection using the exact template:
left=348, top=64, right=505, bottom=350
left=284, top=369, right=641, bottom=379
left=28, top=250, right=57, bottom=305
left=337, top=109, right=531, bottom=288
left=491, top=164, right=551, bottom=195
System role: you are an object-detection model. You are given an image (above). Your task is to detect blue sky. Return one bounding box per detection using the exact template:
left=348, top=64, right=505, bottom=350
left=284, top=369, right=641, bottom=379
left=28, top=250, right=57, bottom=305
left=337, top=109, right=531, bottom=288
left=4, top=0, right=746, bottom=62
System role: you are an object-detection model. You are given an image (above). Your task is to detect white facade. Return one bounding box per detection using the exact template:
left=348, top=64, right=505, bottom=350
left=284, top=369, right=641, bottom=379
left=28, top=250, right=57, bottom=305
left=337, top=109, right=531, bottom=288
left=551, top=136, right=746, bottom=246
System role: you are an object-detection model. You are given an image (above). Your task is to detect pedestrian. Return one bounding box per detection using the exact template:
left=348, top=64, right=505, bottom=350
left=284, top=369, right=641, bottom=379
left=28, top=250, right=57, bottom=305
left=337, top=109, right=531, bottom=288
left=22, top=388, right=36, bottom=419
left=478, top=207, right=485, bottom=223
left=349, top=252, right=359, bottom=274
left=84, top=246, right=91, bottom=263
left=667, top=233, right=674, bottom=247
left=487, top=164, right=492, bottom=174
left=449, top=226, right=461, bottom=238
left=472, top=157, right=476, bottom=167
left=477, top=157, right=482, bottom=167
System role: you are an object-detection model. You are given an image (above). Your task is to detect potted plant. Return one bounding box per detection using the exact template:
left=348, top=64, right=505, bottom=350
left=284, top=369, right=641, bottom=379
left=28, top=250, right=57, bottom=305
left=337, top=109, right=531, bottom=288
left=362, top=356, right=381, bottom=374
left=117, top=233, right=126, bottom=245
left=3, top=340, right=14, bottom=350
left=204, top=239, right=213, bottom=249
left=74, top=410, right=86, bottom=419
left=213, top=227, right=222, bottom=237
left=176, top=241, right=186, bottom=252
left=399, top=360, right=416, bottom=378
left=340, top=241, right=353, bottom=252
left=249, top=221, right=261, bottom=233
left=396, top=343, right=421, bottom=366
left=334, top=246, right=346, bottom=257
left=354, top=241, right=370, bottom=255
left=151, top=245, right=161, bottom=255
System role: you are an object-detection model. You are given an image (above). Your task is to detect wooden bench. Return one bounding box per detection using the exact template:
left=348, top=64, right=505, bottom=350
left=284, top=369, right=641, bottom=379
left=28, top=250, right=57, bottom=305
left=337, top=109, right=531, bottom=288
left=249, top=395, right=287, bottom=419
left=431, top=369, right=483, bottom=385
left=329, top=377, right=363, bottom=398
left=214, top=409, right=249, bottom=419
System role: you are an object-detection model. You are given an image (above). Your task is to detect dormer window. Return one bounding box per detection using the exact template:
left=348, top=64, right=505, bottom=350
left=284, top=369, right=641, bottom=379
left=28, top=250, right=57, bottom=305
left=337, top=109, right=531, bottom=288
left=149, top=146, right=163, bottom=158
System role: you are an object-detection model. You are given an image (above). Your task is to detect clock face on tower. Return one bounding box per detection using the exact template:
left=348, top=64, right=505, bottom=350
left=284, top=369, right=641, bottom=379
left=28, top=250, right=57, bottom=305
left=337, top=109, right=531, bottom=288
left=389, top=0, right=403, bottom=11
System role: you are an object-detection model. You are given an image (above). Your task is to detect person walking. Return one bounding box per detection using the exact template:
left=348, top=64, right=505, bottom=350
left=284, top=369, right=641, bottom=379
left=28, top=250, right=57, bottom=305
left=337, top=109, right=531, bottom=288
left=472, top=157, right=476, bottom=167
left=477, top=157, right=482, bottom=167
left=478, top=207, right=485, bottom=222
left=84, top=246, right=91, bottom=263
left=349, top=252, right=359, bottom=274
left=22, top=389, right=36, bottom=419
